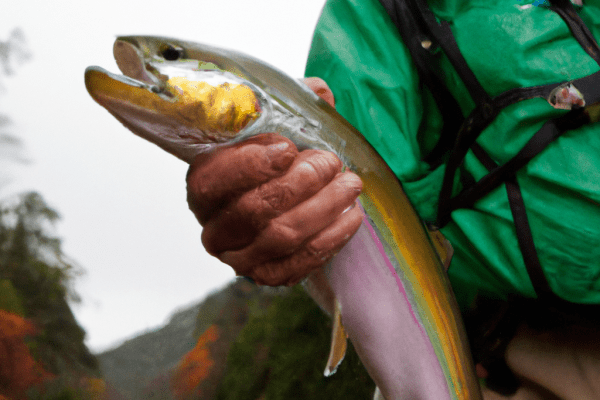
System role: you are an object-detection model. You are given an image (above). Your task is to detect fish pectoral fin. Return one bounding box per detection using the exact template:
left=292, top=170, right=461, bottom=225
left=324, top=299, right=347, bottom=377
left=372, top=387, right=386, bottom=400
left=427, top=225, right=454, bottom=271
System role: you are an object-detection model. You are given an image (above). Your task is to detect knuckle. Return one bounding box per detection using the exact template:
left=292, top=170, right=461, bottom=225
left=303, top=150, right=343, bottom=178
left=304, top=238, right=332, bottom=259
left=258, top=182, right=301, bottom=216
left=196, top=180, right=215, bottom=199
left=186, top=183, right=211, bottom=224
left=264, top=138, right=298, bottom=170
left=333, top=172, right=363, bottom=195
left=237, top=143, right=271, bottom=171
left=200, top=225, right=219, bottom=256
left=186, top=168, right=218, bottom=201
left=268, top=220, right=304, bottom=250
left=235, top=191, right=262, bottom=218
left=238, top=140, right=297, bottom=178
left=257, top=182, right=295, bottom=214
left=235, top=186, right=287, bottom=227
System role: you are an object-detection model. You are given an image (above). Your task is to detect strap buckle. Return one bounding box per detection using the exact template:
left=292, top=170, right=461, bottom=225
left=548, top=82, right=586, bottom=110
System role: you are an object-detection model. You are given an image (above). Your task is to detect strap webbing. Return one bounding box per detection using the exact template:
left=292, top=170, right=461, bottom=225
left=471, top=142, right=600, bottom=316
left=378, top=0, right=600, bottom=309
left=378, top=0, right=465, bottom=166
left=470, top=143, right=556, bottom=299
left=409, top=0, right=493, bottom=109
left=549, top=0, right=600, bottom=66
left=446, top=108, right=590, bottom=215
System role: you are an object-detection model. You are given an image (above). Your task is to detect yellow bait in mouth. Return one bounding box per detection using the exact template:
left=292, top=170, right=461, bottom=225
left=166, top=77, right=260, bottom=135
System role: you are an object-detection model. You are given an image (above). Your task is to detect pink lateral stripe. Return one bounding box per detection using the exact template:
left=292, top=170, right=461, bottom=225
left=360, top=207, right=432, bottom=346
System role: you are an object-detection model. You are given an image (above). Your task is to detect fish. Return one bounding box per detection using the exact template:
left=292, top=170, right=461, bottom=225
left=85, top=36, right=482, bottom=400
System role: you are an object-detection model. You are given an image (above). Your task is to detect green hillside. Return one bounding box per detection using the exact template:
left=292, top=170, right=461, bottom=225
left=97, top=279, right=375, bottom=400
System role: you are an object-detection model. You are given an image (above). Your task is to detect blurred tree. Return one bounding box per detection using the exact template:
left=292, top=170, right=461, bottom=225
left=0, top=28, right=31, bottom=187
left=0, top=28, right=104, bottom=400
left=0, top=192, right=101, bottom=399
left=0, top=191, right=97, bottom=373
left=0, top=27, right=31, bottom=191
left=0, top=192, right=81, bottom=304
left=0, top=28, right=31, bottom=81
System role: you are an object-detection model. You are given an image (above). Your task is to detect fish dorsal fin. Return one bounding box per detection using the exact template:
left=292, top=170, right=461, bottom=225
left=324, top=299, right=347, bottom=377
left=427, top=226, right=454, bottom=271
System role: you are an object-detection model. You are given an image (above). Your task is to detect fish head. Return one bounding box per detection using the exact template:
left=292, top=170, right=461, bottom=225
left=85, top=36, right=269, bottom=162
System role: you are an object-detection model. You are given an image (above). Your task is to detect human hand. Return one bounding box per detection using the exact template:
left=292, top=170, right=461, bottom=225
left=186, top=78, right=363, bottom=286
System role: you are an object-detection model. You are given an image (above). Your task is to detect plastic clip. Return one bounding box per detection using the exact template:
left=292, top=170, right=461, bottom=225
left=548, top=83, right=585, bottom=110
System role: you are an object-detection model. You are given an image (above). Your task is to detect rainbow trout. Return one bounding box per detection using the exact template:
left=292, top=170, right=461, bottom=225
left=85, top=36, right=482, bottom=400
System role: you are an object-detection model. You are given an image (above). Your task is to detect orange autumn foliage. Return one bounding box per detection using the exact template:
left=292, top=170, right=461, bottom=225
left=82, top=377, right=107, bottom=400
left=0, top=310, right=54, bottom=400
left=171, top=324, right=219, bottom=400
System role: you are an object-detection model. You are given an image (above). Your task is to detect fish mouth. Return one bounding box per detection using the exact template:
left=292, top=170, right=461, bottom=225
left=110, top=38, right=176, bottom=99
left=84, top=36, right=269, bottom=161
left=83, top=65, right=173, bottom=110
left=84, top=38, right=173, bottom=104
left=113, top=39, right=157, bottom=85
left=84, top=65, right=158, bottom=92
left=83, top=65, right=215, bottom=163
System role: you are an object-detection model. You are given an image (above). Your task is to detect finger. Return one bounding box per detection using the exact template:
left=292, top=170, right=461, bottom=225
left=186, top=133, right=298, bottom=224
left=251, top=205, right=364, bottom=286
left=303, top=77, right=336, bottom=108
left=220, top=171, right=362, bottom=268
left=201, top=150, right=343, bottom=254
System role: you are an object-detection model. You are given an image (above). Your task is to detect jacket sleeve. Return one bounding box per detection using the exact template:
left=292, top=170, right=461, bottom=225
left=304, top=0, right=446, bottom=222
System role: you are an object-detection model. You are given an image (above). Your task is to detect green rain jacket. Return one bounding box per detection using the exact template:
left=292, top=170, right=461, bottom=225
left=305, top=0, right=600, bottom=310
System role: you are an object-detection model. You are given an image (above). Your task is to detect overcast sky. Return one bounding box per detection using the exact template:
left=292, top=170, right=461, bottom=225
left=1, top=0, right=326, bottom=352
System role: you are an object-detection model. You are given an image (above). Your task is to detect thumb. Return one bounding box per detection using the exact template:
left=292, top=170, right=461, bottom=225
left=302, top=77, right=335, bottom=108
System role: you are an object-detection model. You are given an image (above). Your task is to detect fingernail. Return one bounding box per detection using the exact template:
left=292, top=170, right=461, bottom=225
left=268, top=141, right=295, bottom=171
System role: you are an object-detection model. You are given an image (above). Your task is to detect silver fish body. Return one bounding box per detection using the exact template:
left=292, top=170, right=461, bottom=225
left=85, top=36, right=482, bottom=400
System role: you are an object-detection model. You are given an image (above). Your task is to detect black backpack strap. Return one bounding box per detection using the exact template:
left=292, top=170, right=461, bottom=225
left=548, top=0, right=600, bottom=66
left=378, top=0, right=600, bottom=305
left=408, top=0, right=493, bottom=110
left=399, top=0, right=503, bottom=226
left=377, top=1, right=600, bottom=392
left=470, top=142, right=558, bottom=300
left=378, top=0, right=466, bottom=167
left=444, top=74, right=600, bottom=216
left=435, top=3, right=600, bottom=225
left=471, top=138, right=600, bottom=318
left=380, top=0, right=600, bottom=210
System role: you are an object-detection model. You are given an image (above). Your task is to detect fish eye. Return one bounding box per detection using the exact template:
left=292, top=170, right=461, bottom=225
left=161, top=45, right=183, bottom=61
